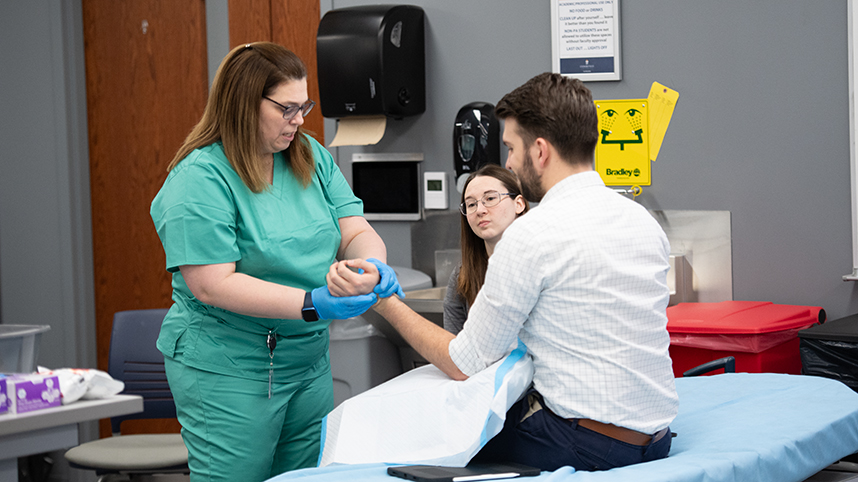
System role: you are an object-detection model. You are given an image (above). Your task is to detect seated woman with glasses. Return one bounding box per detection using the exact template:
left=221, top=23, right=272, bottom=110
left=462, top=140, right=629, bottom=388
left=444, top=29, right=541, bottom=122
left=444, top=164, right=529, bottom=335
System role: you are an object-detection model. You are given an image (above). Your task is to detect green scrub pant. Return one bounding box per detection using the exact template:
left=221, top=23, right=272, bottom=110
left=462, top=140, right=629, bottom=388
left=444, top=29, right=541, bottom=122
left=164, top=357, right=334, bottom=482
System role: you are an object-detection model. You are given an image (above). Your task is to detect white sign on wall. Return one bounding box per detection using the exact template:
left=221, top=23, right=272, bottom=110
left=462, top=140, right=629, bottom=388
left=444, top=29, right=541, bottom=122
left=551, top=0, right=621, bottom=82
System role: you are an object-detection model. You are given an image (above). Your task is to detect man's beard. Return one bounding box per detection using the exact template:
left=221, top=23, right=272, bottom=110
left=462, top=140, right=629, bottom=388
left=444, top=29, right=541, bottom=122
left=518, top=150, right=545, bottom=203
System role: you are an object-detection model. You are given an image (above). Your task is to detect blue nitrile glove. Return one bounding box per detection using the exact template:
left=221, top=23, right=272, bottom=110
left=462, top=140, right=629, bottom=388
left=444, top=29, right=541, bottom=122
left=311, top=286, right=377, bottom=320
left=367, top=258, right=405, bottom=299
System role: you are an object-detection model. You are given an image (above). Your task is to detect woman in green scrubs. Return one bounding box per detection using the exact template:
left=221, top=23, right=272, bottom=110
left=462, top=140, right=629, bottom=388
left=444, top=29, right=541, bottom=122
left=150, top=42, right=401, bottom=482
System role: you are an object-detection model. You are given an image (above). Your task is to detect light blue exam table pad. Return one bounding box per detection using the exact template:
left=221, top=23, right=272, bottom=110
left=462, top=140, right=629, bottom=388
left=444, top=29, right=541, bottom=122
left=268, top=374, right=858, bottom=482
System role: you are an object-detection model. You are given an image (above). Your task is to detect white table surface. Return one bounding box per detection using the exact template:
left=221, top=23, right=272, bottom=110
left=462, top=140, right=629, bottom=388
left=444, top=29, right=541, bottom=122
left=0, top=394, right=143, bottom=482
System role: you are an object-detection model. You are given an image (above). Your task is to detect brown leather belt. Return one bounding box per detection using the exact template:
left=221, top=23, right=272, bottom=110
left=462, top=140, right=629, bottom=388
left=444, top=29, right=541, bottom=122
left=575, top=418, right=666, bottom=446
left=532, top=393, right=669, bottom=447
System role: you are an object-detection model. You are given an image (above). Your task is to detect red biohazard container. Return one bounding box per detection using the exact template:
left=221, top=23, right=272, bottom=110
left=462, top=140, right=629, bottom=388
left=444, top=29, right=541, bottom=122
left=666, top=301, right=825, bottom=377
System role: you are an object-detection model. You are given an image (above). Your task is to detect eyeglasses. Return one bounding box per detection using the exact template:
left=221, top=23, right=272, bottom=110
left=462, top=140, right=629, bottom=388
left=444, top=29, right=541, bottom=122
left=459, top=191, right=516, bottom=215
left=263, top=97, right=316, bottom=121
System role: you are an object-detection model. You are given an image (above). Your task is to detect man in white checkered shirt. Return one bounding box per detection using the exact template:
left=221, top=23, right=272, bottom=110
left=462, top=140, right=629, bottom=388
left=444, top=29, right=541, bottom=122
left=368, top=73, right=678, bottom=472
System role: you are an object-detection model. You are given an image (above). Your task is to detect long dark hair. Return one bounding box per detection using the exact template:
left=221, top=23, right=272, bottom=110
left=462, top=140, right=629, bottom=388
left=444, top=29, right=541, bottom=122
left=457, top=164, right=529, bottom=307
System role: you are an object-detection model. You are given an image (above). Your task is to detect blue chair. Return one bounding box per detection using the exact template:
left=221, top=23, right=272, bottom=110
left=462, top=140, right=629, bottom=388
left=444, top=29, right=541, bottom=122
left=65, top=308, right=188, bottom=481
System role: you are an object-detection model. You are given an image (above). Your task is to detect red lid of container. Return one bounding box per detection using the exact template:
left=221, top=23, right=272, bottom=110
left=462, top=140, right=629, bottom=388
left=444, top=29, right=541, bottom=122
left=666, top=301, right=825, bottom=334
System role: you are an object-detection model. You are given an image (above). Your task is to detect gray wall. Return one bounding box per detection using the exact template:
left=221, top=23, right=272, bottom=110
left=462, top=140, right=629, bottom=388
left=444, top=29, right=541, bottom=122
left=322, top=0, right=858, bottom=319
left=0, top=2, right=95, bottom=372
left=0, top=3, right=96, bottom=478
left=1, top=1, right=857, bottom=383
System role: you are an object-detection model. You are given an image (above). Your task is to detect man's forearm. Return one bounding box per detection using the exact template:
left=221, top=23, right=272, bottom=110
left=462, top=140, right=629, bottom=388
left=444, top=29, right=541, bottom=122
left=373, top=296, right=468, bottom=380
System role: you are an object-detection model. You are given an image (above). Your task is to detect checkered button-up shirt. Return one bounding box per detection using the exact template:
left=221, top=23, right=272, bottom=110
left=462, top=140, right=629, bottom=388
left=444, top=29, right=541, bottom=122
left=449, top=171, right=678, bottom=434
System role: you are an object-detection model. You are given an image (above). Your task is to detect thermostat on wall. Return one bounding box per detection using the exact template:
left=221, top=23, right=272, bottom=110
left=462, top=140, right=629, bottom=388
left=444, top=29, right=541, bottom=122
left=424, top=171, right=448, bottom=210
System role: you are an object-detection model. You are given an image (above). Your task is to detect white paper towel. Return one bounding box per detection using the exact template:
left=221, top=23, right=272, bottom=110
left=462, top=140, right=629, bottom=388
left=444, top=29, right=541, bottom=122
left=318, top=340, right=534, bottom=467
left=329, top=116, right=387, bottom=146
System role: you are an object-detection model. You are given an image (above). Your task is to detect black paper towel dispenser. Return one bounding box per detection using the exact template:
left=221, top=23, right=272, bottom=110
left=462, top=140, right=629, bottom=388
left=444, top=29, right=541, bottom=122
left=317, top=5, right=425, bottom=119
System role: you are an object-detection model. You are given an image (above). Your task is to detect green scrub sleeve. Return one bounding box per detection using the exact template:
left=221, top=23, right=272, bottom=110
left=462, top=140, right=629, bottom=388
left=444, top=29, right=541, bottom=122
left=151, top=159, right=241, bottom=273
left=310, top=138, right=364, bottom=219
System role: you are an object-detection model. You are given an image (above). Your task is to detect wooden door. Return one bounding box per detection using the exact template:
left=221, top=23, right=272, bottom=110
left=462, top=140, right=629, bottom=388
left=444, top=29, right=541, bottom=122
left=84, top=0, right=321, bottom=438
left=83, top=0, right=208, bottom=436
left=229, top=0, right=324, bottom=140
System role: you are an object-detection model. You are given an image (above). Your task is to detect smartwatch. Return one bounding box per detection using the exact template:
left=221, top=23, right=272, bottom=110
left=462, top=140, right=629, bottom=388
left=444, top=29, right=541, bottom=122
left=302, top=291, right=319, bottom=322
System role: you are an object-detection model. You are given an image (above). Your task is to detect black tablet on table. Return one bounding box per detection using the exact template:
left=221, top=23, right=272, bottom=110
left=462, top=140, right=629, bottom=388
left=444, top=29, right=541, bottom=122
left=387, top=462, right=540, bottom=482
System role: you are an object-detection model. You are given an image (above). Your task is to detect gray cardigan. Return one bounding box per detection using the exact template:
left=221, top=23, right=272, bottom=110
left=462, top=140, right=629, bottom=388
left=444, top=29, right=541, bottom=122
left=443, top=264, right=469, bottom=335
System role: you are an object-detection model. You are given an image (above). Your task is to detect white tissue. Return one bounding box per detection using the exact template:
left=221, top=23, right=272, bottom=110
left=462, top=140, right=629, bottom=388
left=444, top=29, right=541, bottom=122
left=38, top=367, right=125, bottom=404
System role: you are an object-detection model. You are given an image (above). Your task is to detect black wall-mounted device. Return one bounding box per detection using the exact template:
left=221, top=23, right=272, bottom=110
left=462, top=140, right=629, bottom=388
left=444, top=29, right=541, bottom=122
left=351, top=153, right=423, bottom=221
left=453, top=102, right=500, bottom=192
left=317, top=5, right=425, bottom=119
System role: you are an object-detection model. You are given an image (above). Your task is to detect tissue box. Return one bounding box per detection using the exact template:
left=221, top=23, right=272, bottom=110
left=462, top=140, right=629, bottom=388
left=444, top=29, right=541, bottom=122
left=3, top=373, right=62, bottom=414
left=0, top=376, right=8, bottom=415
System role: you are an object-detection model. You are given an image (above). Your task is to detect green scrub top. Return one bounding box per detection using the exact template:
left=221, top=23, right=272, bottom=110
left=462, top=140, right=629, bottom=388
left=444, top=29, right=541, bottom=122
left=150, top=137, right=363, bottom=382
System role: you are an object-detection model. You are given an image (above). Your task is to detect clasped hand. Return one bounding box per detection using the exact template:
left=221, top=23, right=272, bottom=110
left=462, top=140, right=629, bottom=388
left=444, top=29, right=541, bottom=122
left=326, top=258, right=380, bottom=297
left=327, top=258, right=405, bottom=299
left=310, top=258, right=404, bottom=320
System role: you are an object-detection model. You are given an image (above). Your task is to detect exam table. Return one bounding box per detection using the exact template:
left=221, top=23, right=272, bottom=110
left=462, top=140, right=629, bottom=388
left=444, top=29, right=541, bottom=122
left=267, top=373, right=858, bottom=482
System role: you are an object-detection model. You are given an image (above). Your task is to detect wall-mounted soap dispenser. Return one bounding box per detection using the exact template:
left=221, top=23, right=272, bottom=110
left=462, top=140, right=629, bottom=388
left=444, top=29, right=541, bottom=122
left=453, top=102, right=500, bottom=193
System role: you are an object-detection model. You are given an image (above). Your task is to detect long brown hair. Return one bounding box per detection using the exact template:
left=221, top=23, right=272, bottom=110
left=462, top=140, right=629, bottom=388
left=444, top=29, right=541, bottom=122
left=168, top=42, right=314, bottom=192
left=457, top=164, right=529, bottom=307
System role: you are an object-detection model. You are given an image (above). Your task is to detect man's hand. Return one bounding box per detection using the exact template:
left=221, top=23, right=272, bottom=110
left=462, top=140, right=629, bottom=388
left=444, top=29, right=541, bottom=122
left=326, top=259, right=380, bottom=297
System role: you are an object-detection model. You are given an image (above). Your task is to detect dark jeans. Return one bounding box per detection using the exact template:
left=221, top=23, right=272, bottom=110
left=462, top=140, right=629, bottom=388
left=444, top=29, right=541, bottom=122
left=471, top=390, right=672, bottom=472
